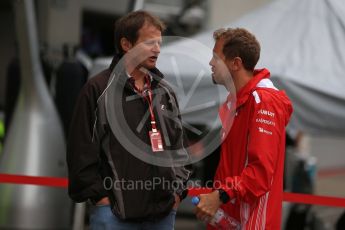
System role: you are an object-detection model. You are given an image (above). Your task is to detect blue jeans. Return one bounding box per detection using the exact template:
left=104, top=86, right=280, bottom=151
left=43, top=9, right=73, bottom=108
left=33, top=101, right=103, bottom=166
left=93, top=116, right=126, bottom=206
left=89, top=204, right=176, bottom=230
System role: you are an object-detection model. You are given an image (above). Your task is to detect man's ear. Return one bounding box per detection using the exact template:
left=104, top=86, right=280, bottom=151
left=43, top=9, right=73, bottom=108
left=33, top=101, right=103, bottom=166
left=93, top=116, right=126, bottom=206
left=120, top=38, right=133, bottom=52
left=231, top=57, right=243, bottom=71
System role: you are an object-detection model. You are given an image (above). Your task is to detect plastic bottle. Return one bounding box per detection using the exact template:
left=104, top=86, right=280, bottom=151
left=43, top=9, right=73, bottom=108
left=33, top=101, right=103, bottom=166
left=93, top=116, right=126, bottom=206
left=192, top=196, right=241, bottom=230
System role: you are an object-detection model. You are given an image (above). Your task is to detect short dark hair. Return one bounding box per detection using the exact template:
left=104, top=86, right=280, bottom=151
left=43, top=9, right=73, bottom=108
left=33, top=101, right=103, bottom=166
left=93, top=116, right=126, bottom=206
left=213, top=28, right=260, bottom=71
left=114, top=10, right=166, bottom=56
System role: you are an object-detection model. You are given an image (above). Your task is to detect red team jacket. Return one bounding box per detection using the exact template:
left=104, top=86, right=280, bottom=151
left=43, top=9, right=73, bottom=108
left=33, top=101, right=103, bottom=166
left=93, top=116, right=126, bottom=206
left=210, top=69, right=293, bottom=230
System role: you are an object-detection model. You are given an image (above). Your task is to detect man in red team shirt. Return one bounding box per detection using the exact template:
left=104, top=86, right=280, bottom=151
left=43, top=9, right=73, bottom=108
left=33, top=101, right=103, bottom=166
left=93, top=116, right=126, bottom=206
left=195, top=28, right=293, bottom=229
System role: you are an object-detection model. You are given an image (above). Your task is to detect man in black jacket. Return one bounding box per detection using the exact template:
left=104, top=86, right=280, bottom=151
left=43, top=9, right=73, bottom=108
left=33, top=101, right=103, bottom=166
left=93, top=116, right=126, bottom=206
left=67, top=11, right=191, bottom=229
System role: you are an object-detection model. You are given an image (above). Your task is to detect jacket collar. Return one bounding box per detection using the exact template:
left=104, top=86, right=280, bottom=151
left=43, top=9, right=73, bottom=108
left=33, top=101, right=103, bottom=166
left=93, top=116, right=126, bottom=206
left=236, top=68, right=271, bottom=108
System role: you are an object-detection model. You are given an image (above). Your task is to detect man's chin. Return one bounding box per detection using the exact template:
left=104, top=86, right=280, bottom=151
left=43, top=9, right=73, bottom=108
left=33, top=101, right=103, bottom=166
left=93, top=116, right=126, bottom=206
left=142, top=60, right=156, bottom=70
left=212, top=76, right=218, bottom=85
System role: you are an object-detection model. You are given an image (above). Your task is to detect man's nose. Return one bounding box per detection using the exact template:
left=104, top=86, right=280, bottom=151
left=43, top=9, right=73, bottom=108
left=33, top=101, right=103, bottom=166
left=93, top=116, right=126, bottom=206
left=152, top=42, right=160, bottom=53
left=209, top=58, right=214, bottom=67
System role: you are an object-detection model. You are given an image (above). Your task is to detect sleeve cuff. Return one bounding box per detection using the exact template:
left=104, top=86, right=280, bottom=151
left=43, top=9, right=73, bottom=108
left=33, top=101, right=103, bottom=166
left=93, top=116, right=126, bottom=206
left=176, top=189, right=189, bottom=201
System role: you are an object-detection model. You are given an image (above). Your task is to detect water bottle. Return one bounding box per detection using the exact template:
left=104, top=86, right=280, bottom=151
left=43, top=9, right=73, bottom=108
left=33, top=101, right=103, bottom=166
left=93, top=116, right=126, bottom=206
left=192, top=196, right=241, bottom=230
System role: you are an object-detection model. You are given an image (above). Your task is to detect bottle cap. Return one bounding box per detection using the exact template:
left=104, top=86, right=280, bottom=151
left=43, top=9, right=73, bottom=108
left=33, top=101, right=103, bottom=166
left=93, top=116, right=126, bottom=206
left=191, top=196, right=200, bottom=205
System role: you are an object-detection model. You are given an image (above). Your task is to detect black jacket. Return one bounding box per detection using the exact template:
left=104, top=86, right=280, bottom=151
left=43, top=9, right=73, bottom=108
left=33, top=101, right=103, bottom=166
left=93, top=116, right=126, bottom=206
left=67, top=57, right=191, bottom=221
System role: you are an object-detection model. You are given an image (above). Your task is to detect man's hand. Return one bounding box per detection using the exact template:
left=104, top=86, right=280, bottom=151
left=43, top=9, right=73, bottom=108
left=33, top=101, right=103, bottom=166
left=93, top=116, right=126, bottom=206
left=173, top=194, right=181, bottom=210
left=195, top=191, right=222, bottom=222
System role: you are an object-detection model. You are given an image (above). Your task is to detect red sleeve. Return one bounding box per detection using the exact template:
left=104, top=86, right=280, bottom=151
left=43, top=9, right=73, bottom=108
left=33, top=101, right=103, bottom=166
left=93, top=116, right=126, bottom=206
left=220, top=90, right=284, bottom=205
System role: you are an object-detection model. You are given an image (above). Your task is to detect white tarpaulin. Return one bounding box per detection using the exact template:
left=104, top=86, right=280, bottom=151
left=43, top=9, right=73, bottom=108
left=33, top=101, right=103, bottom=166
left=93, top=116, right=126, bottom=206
left=159, top=0, right=345, bottom=136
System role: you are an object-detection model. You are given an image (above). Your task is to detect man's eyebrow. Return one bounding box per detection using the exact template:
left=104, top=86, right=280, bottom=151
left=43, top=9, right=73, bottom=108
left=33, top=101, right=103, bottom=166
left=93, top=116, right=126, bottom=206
left=146, top=38, right=162, bottom=42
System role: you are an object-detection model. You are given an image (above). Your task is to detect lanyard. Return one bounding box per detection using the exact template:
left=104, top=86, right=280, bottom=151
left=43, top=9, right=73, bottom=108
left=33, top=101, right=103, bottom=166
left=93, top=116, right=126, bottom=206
left=129, top=74, right=164, bottom=152
left=143, top=78, right=158, bottom=132
left=130, top=75, right=158, bottom=132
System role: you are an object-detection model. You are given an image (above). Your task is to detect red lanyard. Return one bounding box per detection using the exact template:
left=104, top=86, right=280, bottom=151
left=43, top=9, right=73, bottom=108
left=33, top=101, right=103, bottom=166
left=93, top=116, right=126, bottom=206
left=131, top=75, right=158, bottom=132
left=143, top=78, right=158, bottom=132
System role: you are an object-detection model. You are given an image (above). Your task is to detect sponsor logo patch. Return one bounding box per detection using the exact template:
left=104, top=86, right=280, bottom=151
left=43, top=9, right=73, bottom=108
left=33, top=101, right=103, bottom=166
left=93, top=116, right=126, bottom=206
left=258, top=127, right=272, bottom=135
left=257, top=109, right=275, bottom=117
left=256, top=118, right=275, bottom=126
